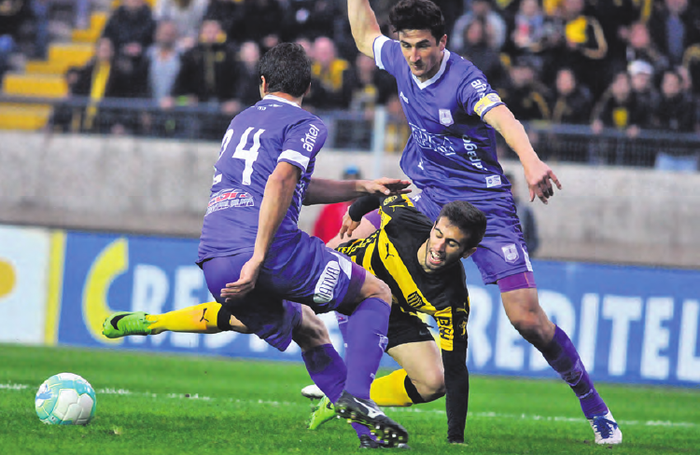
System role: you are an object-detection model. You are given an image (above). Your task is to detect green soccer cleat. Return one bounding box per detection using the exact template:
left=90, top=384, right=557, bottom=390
left=102, top=312, right=154, bottom=339
left=307, top=395, right=337, bottom=430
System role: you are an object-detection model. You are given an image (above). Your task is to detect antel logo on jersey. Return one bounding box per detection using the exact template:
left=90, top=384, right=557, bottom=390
left=314, top=260, right=341, bottom=303
left=399, top=92, right=409, bottom=104
left=502, top=244, right=519, bottom=263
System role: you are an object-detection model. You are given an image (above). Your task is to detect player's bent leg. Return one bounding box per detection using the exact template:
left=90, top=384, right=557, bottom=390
left=102, top=302, right=243, bottom=339
left=379, top=341, right=445, bottom=405
left=501, top=283, right=621, bottom=443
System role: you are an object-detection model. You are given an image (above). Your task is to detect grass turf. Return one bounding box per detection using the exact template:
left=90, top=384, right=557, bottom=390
left=1, top=344, right=698, bottom=454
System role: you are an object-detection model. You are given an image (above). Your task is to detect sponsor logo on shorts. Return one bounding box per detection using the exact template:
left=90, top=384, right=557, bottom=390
left=485, top=175, right=502, bottom=188
left=314, top=260, right=341, bottom=303
left=439, top=109, right=454, bottom=126
left=502, top=244, right=519, bottom=263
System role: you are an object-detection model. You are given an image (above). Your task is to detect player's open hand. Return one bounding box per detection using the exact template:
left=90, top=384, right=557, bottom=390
left=339, top=211, right=361, bottom=239
left=362, top=178, right=412, bottom=196
left=221, top=258, right=263, bottom=301
left=523, top=159, right=562, bottom=204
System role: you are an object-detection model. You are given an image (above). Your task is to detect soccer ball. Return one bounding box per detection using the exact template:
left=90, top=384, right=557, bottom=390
left=35, top=373, right=96, bottom=425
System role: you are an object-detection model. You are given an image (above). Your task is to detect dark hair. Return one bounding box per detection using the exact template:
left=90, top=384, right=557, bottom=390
left=257, top=43, right=311, bottom=98
left=389, top=0, right=446, bottom=42
left=437, top=201, right=487, bottom=250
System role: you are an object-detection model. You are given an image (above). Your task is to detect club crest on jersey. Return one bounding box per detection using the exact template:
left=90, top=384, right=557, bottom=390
left=502, top=244, right=519, bottom=263
left=439, top=109, right=454, bottom=126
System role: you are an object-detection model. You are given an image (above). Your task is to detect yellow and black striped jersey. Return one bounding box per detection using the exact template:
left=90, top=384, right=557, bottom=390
left=336, top=194, right=468, bottom=316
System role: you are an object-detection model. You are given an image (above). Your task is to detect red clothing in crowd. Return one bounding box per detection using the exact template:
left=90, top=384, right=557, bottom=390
left=312, top=201, right=353, bottom=244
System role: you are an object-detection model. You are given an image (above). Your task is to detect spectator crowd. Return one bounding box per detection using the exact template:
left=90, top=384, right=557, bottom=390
left=3, top=0, right=700, bottom=168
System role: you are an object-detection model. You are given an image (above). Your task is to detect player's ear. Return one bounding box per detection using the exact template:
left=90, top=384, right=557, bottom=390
left=259, top=75, right=268, bottom=98
left=462, top=246, right=477, bottom=259
left=439, top=34, right=447, bottom=51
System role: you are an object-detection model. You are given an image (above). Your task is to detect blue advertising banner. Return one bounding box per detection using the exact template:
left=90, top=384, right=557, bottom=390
left=56, top=230, right=700, bottom=386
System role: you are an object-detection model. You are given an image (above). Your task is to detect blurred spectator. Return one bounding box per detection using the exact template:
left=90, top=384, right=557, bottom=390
left=556, top=0, right=609, bottom=98
left=57, top=38, right=139, bottom=134
left=505, top=172, right=539, bottom=257
left=618, top=21, right=669, bottom=81
left=507, top=0, right=546, bottom=64
left=165, top=19, right=240, bottom=139
left=348, top=53, right=396, bottom=115
left=627, top=59, right=658, bottom=129
left=146, top=20, right=181, bottom=103
left=235, top=40, right=262, bottom=108
left=205, top=0, right=245, bottom=44
left=305, top=36, right=355, bottom=110
left=648, top=0, right=700, bottom=67
left=452, top=0, right=507, bottom=51
left=654, top=69, right=698, bottom=171
left=102, top=0, right=156, bottom=64
left=153, top=0, right=208, bottom=51
left=282, top=0, right=338, bottom=43
left=238, top=0, right=286, bottom=47
left=459, top=18, right=507, bottom=88
left=294, top=35, right=313, bottom=58
left=682, top=43, right=700, bottom=99
left=29, top=0, right=49, bottom=58
left=0, top=0, right=31, bottom=80
left=501, top=57, right=550, bottom=122
left=312, top=165, right=363, bottom=244
left=384, top=93, right=411, bottom=153
left=550, top=67, right=593, bottom=125
left=590, top=71, right=642, bottom=164
left=653, top=69, right=696, bottom=132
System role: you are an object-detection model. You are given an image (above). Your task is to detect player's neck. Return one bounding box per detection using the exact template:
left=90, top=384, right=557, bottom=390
left=417, top=241, right=432, bottom=273
left=264, top=92, right=303, bottom=107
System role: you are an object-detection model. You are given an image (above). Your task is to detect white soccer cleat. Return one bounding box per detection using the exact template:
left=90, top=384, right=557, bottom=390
left=588, top=410, right=622, bottom=444
left=301, top=384, right=324, bottom=400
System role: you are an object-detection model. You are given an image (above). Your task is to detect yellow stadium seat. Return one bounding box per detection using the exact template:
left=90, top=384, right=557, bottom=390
left=72, top=12, right=108, bottom=44
left=2, top=74, right=68, bottom=98
left=0, top=103, right=52, bottom=130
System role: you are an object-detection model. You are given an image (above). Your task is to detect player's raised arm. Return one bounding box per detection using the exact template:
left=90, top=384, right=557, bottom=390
left=347, top=0, right=384, bottom=58
left=304, top=177, right=410, bottom=205
left=482, top=104, right=562, bottom=204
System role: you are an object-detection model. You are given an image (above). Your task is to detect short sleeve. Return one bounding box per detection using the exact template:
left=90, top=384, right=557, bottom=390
left=458, top=72, right=504, bottom=118
left=278, top=118, right=327, bottom=172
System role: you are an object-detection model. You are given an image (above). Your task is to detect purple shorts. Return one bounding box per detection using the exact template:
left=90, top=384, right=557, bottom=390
left=201, top=231, right=367, bottom=351
left=409, top=193, right=535, bottom=286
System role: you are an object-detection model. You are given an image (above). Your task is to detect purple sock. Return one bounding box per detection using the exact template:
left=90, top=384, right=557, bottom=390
left=301, top=344, right=346, bottom=403
left=343, top=297, right=390, bottom=399
left=335, top=312, right=349, bottom=349
left=541, top=326, right=608, bottom=418
left=352, top=422, right=372, bottom=439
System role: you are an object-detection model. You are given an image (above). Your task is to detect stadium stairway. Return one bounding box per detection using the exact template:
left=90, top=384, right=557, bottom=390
left=0, top=11, right=108, bottom=131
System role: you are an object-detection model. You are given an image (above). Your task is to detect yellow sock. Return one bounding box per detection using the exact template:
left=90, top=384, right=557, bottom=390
left=146, top=302, right=222, bottom=334
left=370, top=369, right=414, bottom=407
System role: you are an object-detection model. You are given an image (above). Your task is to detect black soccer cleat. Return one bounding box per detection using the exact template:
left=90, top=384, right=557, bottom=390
left=335, top=391, right=409, bottom=446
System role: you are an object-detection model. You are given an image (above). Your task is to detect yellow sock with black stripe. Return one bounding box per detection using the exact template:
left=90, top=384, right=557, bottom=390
left=370, top=369, right=425, bottom=407
left=146, top=302, right=223, bottom=334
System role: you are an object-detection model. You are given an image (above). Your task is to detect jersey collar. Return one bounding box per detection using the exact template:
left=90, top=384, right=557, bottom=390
left=263, top=94, right=301, bottom=108
left=412, top=49, right=450, bottom=90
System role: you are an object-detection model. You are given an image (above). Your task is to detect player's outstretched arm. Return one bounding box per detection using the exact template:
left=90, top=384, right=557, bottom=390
left=482, top=105, right=562, bottom=204
left=304, top=177, right=410, bottom=205
left=347, top=0, right=383, bottom=58
left=224, top=162, right=301, bottom=299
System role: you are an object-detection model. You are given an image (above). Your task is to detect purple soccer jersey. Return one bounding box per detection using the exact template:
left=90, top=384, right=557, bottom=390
left=374, top=36, right=510, bottom=206
left=198, top=95, right=327, bottom=262
left=374, top=36, right=533, bottom=284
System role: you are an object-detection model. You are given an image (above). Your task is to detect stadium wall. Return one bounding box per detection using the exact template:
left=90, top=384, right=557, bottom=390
left=0, top=224, right=698, bottom=387
left=2, top=131, right=699, bottom=268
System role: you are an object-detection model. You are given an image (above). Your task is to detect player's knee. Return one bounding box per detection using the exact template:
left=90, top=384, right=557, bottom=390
left=414, top=371, right=445, bottom=402
left=292, top=305, right=331, bottom=350
left=509, top=312, right=547, bottom=345
left=361, top=275, right=392, bottom=306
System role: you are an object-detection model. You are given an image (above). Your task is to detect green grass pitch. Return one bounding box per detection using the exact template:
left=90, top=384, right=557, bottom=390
left=1, top=344, right=698, bottom=454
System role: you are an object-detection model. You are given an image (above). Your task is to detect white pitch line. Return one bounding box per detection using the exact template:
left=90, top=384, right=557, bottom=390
left=4, top=383, right=697, bottom=429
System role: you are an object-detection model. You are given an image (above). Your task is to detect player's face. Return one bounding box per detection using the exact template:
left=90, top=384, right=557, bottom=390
left=422, top=217, right=470, bottom=273
left=398, top=29, right=447, bottom=82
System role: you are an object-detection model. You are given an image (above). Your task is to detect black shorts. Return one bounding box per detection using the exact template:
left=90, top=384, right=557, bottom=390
left=386, top=303, right=469, bottom=352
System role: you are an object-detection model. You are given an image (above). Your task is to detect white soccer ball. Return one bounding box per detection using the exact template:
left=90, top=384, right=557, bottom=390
left=35, top=373, right=96, bottom=425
